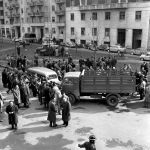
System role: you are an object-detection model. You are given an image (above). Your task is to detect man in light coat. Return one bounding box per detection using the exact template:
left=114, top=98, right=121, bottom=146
left=0, top=92, right=4, bottom=122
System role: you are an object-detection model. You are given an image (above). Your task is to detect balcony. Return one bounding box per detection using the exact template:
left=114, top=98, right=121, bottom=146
left=12, top=13, right=20, bottom=17
left=56, top=21, right=65, bottom=26
left=13, top=21, right=20, bottom=26
left=28, top=12, right=44, bottom=17
left=55, top=9, right=65, bottom=15
left=7, top=6, right=13, bottom=10
left=7, top=14, right=14, bottom=18
left=13, top=3, right=20, bottom=8
left=0, top=16, right=4, bottom=19
left=79, top=3, right=128, bottom=10
left=55, top=0, right=65, bottom=3
left=29, top=1, right=44, bottom=7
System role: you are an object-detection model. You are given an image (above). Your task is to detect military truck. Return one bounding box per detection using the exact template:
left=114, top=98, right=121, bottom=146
left=61, top=69, right=136, bottom=107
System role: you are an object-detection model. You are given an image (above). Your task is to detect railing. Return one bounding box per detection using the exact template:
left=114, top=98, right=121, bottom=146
left=29, top=1, right=44, bottom=6
left=55, top=9, right=65, bottom=15
left=28, top=12, right=44, bottom=16
left=79, top=2, right=128, bottom=10
left=55, top=0, right=65, bottom=3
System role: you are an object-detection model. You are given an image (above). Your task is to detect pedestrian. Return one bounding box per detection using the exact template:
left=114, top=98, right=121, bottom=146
left=139, top=78, right=146, bottom=100
left=78, top=135, right=96, bottom=150
left=2, top=68, right=8, bottom=88
left=47, top=99, right=57, bottom=127
left=0, top=92, right=4, bottom=122
left=53, top=82, right=62, bottom=115
left=12, top=83, right=21, bottom=108
left=6, top=101, right=18, bottom=129
left=144, top=82, right=150, bottom=108
left=61, top=94, right=71, bottom=127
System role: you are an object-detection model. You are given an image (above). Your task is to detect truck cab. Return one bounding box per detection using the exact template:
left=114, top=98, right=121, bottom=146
left=61, top=72, right=80, bottom=104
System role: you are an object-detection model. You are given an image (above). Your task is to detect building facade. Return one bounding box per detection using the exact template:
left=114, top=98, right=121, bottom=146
left=0, top=0, right=66, bottom=41
left=66, top=0, right=150, bottom=50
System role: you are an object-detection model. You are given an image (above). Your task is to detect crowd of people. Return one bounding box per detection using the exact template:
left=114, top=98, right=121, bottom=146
left=1, top=65, right=72, bottom=129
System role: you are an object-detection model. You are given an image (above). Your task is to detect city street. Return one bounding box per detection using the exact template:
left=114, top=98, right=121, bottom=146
left=0, top=41, right=150, bottom=150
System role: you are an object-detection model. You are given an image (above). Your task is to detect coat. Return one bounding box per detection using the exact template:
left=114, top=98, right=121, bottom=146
left=6, top=105, right=18, bottom=125
left=47, top=101, right=56, bottom=122
left=13, top=85, right=21, bottom=105
left=145, top=85, right=150, bottom=103
left=62, top=100, right=71, bottom=122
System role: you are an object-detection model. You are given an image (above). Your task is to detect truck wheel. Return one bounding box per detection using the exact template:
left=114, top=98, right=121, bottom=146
left=67, top=94, right=76, bottom=105
left=106, top=95, right=119, bottom=107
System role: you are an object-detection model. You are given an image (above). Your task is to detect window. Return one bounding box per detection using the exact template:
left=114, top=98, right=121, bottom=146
left=70, top=0, right=74, bottom=6
left=120, top=11, right=125, bottom=20
left=22, top=27, right=25, bottom=32
left=92, top=28, right=97, bottom=36
left=0, top=10, right=4, bottom=16
left=52, top=28, right=56, bottom=34
left=52, top=17, right=55, bottom=22
left=45, top=28, right=49, bottom=33
left=81, top=27, right=85, bottom=36
left=81, top=13, right=85, bottom=21
left=105, top=28, right=110, bottom=37
left=71, top=27, right=74, bottom=35
left=59, top=28, right=64, bottom=34
left=45, top=17, right=48, bottom=22
left=28, top=27, right=30, bottom=33
left=32, top=27, right=35, bottom=33
left=70, top=13, right=74, bottom=21
left=21, top=18, right=24, bottom=23
left=135, top=11, right=141, bottom=20
left=52, top=5, right=55, bottom=11
left=105, top=12, right=111, bottom=20
left=92, top=12, right=97, bottom=20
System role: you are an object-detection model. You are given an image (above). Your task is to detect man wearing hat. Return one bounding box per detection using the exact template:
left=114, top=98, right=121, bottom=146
left=78, top=135, right=96, bottom=150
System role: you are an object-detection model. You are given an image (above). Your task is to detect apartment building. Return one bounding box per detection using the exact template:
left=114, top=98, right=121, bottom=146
left=55, top=0, right=66, bottom=42
left=0, top=0, right=5, bottom=36
left=0, top=0, right=64, bottom=40
left=66, top=0, right=150, bottom=50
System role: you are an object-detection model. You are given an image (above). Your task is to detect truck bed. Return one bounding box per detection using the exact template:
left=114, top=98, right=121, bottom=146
left=80, top=70, right=136, bottom=94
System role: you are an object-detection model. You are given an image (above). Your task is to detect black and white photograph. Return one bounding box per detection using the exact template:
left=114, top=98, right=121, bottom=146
left=0, top=0, right=150, bottom=150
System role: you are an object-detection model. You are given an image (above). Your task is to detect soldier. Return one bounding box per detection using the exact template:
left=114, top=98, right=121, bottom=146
left=6, top=101, right=18, bottom=129
left=78, top=135, right=96, bottom=150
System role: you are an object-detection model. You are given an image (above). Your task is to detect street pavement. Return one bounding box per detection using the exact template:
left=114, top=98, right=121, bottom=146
left=0, top=89, right=150, bottom=150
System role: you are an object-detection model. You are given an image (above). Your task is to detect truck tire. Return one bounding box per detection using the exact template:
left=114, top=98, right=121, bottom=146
left=67, top=94, right=76, bottom=105
left=106, top=95, right=119, bottom=107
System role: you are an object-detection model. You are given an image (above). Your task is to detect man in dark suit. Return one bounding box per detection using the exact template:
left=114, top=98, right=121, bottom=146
left=6, top=101, right=18, bottom=129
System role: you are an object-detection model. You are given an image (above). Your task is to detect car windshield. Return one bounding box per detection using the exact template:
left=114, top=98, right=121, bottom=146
left=47, top=74, right=57, bottom=80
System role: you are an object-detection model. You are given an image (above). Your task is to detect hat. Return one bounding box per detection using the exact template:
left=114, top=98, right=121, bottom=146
left=89, top=135, right=96, bottom=141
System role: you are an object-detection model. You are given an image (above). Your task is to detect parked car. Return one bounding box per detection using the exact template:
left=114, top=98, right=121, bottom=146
left=109, top=45, right=126, bottom=54
left=97, top=44, right=109, bottom=51
left=131, top=48, right=146, bottom=56
left=140, top=52, right=150, bottom=61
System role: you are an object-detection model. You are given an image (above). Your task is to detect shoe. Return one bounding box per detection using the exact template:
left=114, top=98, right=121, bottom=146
left=53, top=124, right=58, bottom=127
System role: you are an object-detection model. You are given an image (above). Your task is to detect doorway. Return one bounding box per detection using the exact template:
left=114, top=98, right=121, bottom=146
left=132, top=29, right=142, bottom=49
left=117, top=29, right=126, bottom=47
